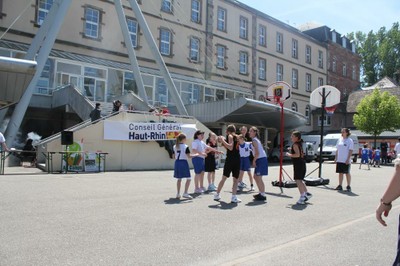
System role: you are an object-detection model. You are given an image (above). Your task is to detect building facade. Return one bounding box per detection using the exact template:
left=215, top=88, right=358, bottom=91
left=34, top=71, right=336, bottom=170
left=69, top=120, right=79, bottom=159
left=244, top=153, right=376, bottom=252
left=0, top=0, right=335, bottom=139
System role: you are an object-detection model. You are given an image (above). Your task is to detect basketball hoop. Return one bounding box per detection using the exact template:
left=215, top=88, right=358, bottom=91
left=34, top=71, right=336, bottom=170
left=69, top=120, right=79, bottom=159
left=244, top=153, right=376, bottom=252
left=324, top=105, right=337, bottom=116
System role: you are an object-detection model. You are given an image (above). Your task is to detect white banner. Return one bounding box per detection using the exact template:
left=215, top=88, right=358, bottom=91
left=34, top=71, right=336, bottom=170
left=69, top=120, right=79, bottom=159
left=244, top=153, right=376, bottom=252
left=104, top=121, right=197, bottom=141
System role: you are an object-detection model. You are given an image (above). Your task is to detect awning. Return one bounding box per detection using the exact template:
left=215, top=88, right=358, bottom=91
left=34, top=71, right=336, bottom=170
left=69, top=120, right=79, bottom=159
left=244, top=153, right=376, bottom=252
left=186, top=98, right=307, bottom=129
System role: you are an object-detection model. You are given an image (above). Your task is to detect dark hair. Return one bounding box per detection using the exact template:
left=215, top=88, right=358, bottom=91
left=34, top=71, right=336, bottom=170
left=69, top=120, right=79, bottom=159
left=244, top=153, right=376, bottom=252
left=193, top=130, right=205, bottom=140
left=364, top=144, right=368, bottom=148
left=95, top=103, right=100, bottom=107
left=226, top=124, right=236, bottom=134
left=341, top=128, right=351, bottom=136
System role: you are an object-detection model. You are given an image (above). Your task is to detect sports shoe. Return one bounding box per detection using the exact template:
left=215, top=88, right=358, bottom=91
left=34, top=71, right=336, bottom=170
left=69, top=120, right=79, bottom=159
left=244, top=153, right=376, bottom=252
left=297, top=196, right=306, bottom=205
left=346, top=185, right=352, bottom=192
left=182, top=193, right=193, bottom=199
left=214, top=193, right=221, bottom=201
left=207, top=184, right=216, bottom=192
left=253, top=193, right=267, bottom=201
left=250, top=185, right=255, bottom=191
left=194, top=188, right=202, bottom=194
left=304, top=192, right=313, bottom=201
left=334, top=185, right=343, bottom=191
left=238, top=181, right=247, bottom=188
left=176, top=194, right=181, bottom=199
left=231, top=195, right=242, bottom=203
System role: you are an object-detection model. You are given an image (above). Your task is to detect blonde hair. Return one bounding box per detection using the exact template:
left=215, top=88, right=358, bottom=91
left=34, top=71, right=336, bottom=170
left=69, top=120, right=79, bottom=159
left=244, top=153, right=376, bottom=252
left=250, top=126, right=260, bottom=139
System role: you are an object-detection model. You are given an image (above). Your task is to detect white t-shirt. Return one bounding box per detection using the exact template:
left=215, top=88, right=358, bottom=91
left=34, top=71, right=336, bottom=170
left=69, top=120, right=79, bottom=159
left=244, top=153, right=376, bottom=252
left=336, top=137, right=354, bottom=163
left=0, top=132, right=5, bottom=143
left=173, top=144, right=190, bottom=160
left=239, top=142, right=251, bottom=157
left=192, top=139, right=207, bottom=158
left=395, top=142, right=400, bottom=156
left=253, top=137, right=267, bottom=159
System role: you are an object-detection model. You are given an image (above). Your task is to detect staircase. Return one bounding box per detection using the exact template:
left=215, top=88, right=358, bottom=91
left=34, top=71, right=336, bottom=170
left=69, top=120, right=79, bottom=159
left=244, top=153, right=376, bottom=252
left=52, top=84, right=94, bottom=121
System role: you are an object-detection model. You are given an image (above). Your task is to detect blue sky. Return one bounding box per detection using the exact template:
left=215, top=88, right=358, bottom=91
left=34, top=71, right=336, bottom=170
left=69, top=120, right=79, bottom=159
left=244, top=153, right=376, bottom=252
left=239, top=0, right=400, bottom=35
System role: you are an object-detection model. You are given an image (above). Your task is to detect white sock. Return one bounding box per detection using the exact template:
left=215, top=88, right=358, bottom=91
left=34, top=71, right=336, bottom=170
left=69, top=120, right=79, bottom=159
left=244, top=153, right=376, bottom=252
left=260, top=192, right=266, bottom=196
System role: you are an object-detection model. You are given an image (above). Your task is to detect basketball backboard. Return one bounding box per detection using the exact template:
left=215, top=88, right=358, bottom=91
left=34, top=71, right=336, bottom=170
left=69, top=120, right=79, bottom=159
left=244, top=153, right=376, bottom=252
left=310, top=85, right=340, bottom=107
left=266, top=81, right=291, bottom=104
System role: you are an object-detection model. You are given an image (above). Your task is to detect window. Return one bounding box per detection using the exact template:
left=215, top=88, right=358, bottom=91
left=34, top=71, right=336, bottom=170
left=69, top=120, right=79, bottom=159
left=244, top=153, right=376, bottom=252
left=35, top=59, right=53, bottom=94
left=305, top=45, right=311, bottom=64
left=189, top=37, right=200, bottom=62
left=332, top=59, right=337, bottom=72
left=239, top=51, right=248, bottom=74
left=216, top=89, right=225, bottom=100
left=37, top=0, right=53, bottom=25
left=318, top=50, right=323, bottom=68
left=84, top=7, right=100, bottom=39
left=318, top=115, right=331, bottom=126
left=156, top=77, right=168, bottom=105
left=318, top=77, right=324, bottom=87
left=352, top=65, right=356, bottom=80
left=276, top=64, right=283, bottom=81
left=291, top=102, right=298, bottom=112
left=258, top=58, right=266, bottom=80
left=204, top=87, right=215, bottom=102
left=191, top=0, right=201, bottom=23
left=160, top=28, right=172, bottom=56
left=305, top=105, right=311, bottom=125
left=342, top=63, right=347, bottom=77
left=259, top=25, right=266, bottom=46
left=216, top=45, right=226, bottom=69
left=306, top=73, right=312, bottom=92
left=292, top=39, right=298, bottom=59
left=292, top=69, right=298, bottom=89
left=161, top=0, right=173, bottom=13
left=276, top=32, right=283, bottom=53
left=239, top=16, right=248, bottom=39
left=127, top=18, right=138, bottom=48
left=217, top=7, right=226, bottom=32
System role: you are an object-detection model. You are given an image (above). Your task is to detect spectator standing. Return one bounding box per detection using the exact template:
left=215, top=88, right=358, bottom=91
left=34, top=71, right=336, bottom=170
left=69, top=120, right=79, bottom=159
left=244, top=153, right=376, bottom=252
left=334, top=128, right=354, bottom=192
left=89, top=103, right=101, bottom=122
left=395, top=138, right=400, bottom=158
left=0, top=132, right=10, bottom=152
left=382, top=142, right=389, bottom=165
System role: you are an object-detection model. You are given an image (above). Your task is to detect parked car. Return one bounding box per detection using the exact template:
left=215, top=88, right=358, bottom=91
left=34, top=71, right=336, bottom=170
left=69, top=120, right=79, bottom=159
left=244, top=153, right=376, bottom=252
left=320, top=133, right=360, bottom=162
left=269, top=142, right=315, bottom=163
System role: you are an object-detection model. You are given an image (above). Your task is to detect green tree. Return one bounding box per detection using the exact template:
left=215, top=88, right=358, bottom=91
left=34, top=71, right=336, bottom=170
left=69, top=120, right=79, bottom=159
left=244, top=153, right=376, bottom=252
left=353, top=88, right=400, bottom=147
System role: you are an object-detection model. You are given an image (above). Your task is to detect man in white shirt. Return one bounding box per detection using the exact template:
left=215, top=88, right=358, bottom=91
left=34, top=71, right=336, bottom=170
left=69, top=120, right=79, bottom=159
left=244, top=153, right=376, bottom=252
left=335, top=128, right=354, bottom=192
left=394, top=138, right=400, bottom=158
left=0, top=132, right=10, bottom=152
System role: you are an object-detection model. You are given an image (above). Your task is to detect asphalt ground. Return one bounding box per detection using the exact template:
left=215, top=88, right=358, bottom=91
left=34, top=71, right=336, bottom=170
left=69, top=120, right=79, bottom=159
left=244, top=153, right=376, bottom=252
left=0, top=161, right=398, bottom=266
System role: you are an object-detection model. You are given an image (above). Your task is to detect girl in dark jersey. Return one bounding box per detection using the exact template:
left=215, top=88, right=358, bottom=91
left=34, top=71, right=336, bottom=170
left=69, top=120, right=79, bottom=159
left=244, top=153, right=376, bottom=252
left=205, top=132, right=218, bottom=191
left=214, top=124, right=241, bottom=203
left=286, top=131, right=312, bottom=205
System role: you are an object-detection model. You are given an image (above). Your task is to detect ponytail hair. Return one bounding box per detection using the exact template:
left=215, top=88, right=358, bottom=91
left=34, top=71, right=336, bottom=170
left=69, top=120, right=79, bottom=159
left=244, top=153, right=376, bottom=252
left=175, top=133, right=186, bottom=151
left=250, top=126, right=260, bottom=139
left=292, top=130, right=303, bottom=143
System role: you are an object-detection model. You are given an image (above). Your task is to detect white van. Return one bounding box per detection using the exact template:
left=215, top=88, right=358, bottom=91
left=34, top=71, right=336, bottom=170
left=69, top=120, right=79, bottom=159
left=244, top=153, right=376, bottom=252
left=302, top=135, right=322, bottom=156
left=320, top=133, right=359, bottom=162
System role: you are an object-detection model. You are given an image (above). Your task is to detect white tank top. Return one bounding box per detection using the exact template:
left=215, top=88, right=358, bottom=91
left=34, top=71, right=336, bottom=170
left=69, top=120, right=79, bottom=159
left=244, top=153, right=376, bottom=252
left=253, top=137, right=267, bottom=158
left=239, top=143, right=251, bottom=157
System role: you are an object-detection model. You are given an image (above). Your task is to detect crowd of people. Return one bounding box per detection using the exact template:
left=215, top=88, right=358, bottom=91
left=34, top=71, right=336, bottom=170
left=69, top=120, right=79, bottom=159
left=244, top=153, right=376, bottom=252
left=172, top=125, right=312, bottom=205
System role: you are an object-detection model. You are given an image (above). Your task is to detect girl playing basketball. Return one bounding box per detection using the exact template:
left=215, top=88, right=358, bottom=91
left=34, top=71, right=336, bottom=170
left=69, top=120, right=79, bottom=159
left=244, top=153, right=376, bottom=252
left=173, top=133, right=198, bottom=199
left=249, top=126, right=267, bottom=201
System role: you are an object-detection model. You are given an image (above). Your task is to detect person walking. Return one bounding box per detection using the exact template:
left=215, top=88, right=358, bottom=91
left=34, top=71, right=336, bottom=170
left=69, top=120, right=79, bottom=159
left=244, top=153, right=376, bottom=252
left=213, top=124, right=241, bottom=203
left=394, top=138, right=400, bottom=158
left=286, top=131, right=312, bottom=205
left=376, top=157, right=400, bottom=265
left=173, top=133, right=198, bottom=199
left=334, top=128, right=354, bottom=192
left=249, top=126, right=267, bottom=201
left=89, top=103, right=101, bottom=122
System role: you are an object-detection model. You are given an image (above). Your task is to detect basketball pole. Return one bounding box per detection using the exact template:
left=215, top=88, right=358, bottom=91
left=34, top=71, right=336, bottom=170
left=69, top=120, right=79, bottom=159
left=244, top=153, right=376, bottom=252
left=317, top=87, right=328, bottom=178
left=278, top=100, right=284, bottom=193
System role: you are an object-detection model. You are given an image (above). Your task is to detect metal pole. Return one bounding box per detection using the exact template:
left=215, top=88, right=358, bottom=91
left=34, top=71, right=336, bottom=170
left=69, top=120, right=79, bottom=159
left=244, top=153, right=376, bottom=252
left=279, top=101, right=284, bottom=185
left=114, top=0, right=149, bottom=105
left=126, top=0, right=188, bottom=115
left=318, top=87, right=326, bottom=178
left=5, top=0, right=72, bottom=147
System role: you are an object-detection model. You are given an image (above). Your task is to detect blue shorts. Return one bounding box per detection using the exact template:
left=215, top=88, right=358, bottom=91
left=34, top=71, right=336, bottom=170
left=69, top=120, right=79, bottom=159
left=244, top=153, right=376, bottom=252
left=254, top=157, right=268, bottom=176
left=240, top=157, right=251, bottom=171
left=192, top=157, right=205, bottom=174
left=174, top=160, right=191, bottom=179
left=361, top=157, right=369, bottom=164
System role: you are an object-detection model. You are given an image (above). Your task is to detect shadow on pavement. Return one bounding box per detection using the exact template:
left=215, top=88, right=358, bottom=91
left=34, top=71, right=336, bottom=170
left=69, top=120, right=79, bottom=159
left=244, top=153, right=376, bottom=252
left=164, top=198, right=193, bottom=204
left=288, top=203, right=308, bottom=210
left=338, top=190, right=359, bottom=197
left=266, top=192, right=293, bottom=199
left=245, top=200, right=267, bottom=207
left=208, top=201, right=237, bottom=210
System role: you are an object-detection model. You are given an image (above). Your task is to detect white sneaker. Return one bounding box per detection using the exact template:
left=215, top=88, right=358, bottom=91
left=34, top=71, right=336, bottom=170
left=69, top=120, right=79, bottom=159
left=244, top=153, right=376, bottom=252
left=176, top=194, right=181, bottom=199
left=297, top=196, right=306, bottom=205
left=182, top=193, right=193, bottom=199
left=231, top=195, right=242, bottom=203
left=214, top=193, right=221, bottom=201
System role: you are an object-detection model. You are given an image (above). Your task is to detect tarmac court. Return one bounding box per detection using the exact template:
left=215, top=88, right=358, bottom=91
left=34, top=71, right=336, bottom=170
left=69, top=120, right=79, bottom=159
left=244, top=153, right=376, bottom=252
left=0, top=161, right=398, bottom=265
